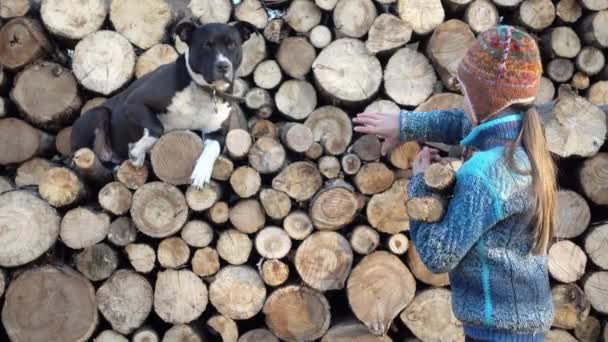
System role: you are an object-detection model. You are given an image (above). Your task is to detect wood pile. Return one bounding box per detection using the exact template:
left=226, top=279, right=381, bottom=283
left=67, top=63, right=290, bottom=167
left=1, top=0, right=608, bottom=341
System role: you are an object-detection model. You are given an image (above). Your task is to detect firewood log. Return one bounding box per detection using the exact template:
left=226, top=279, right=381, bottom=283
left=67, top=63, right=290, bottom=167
left=181, top=220, right=214, bottom=248
left=125, top=243, right=156, bottom=274
left=273, top=161, right=322, bottom=201
left=158, top=237, right=190, bottom=269
left=465, top=0, right=499, bottom=34
left=555, top=189, right=591, bottom=239
left=189, top=0, right=232, bottom=24
left=192, top=247, right=220, bottom=277
left=349, top=225, right=380, bottom=255
left=575, top=315, right=602, bottom=342
left=366, top=179, right=410, bottom=234
left=254, top=60, right=282, bottom=90
left=110, top=0, right=173, bottom=49
left=108, top=217, right=137, bottom=247
left=154, top=269, right=208, bottom=324
left=552, top=284, right=591, bottom=329
left=41, top=0, right=106, bottom=40
left=397, top=0, right=445, bottom=35
left=130, top=182, right=189, bottom=238
left=583, top=272, right=608, bottom=315
left=238, top=329, right=279, bottom=342
left=388, top=233, right=409, bottom=255
left=209, top=265, right=267, bottom=320
left=354, top=162, right=395, bottom=195
left=217, top=229, right=253, bottom=265
left=275, top=80, right=317, bottom=120
left=366, top=13, right=412, bottom=55
left=384, top=47, right=437, bottom=106
left=14, top=157, right=53, bottom=187
left=73, top=148, right=113, bottom=183
left=304, top=106, right=353, bottom=155
left=39, top=167, right=87, bottom=208
left=283, top=210, right=314, bottom=241
left=237, top=32, right=267, bottom=78
left=260, top=259, right=290, bottom=287
left=0, top=18, right=52, bottom=71
left=285, top=0, right=322, bottom=33
left=135, top=44, right=178, bottom=79
left=207, top=315, right=238, bottom=342
left=264, top=19, right=289, bottom=44
left=310, top=25, right=332, bottom=49
left=580, top=11, right=608, bottom=49
left=235, top=0, right=268, bottom=30
left=162, top=325, right=204, bottom=342
left=0, top=0, right=30, bottom=18
left=548, top=240, right=587, bottom=283
left=341, top=153, right=361, bottom=175
left=310, top=186, right=364, bottom=231
left=259, top=188, right=291, bottom=220
left=75, top=243, right=119, bottom=281
left=333, top=0, right=377, bottom=38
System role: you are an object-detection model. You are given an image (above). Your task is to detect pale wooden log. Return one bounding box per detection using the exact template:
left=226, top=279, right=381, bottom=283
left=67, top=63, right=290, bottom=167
left=207, top=315, right=238, bottom=342
left=264, top=19, right=289, bottom=44
left=546, top=330, right=578, bottom=342
left=255, top=226, right=292, bottom=259
left=367, top=179, right=410, bottom=234
left=283, top=210, right=314, bottom=240
left=579, top=0, right=608, bottom=10
left=186, top=182, right=222, bottom=212
left=0, top=190, right=60, bottom=267
left=76, top=243, right=119, bottom=281
left=11, top=61, right=81, bottom=131
left=0, top=177, right=13, bottom=195
left=245, top=87, right=274, bottom=119
left=406, top=196, right=447, bottom=223
left=585, top=224, right=608, bottom=269
left=181, top=220, right=213, bottom=248
left=348, top=251, right=416, bottom=335
left=95, top=331, right=128, bottom=342
left=73, top=30, right=135, bottom=95
left=248, top=137, right=286, bottom=174
left=98, top=182, right=132, bottom=215
left=388, top=233, right=409, bottom=255
left=275, top=80, right=317, bottom=120
left=366, top=13, right=412, bottom=55
left=41, top=0, right=106, bottom=40
left=584, top=272, right=608, bottom=314
left=162, top=325, right=204, bottom=342
left=276, top=38, right=316, bottom=81
left=304, top=106, right=353, bottom=155
left=225, top=129, right=252, bottom=160
left=209, top=265, right=267, bottom=320
left=237, top=32, right=267, bottom=78
left=384, top=47, right=437, bottom=106
left=39, top=167, right=87, bottom=207
left=136, top=44, right=178, bottom=79
left=116, top=160, right=149, bottom=190
left=322, top=321, right=392, bottom=342
left=305, top=142, right=324, bottom=160
left=575, top=316, right=601, bottom=342
left=341, top=153, right=361, bottom=175
left=354, top=162, right=394, bottom=195
left=552, top=284, right=591, bottom=329
left=310, top=25, right=332, bottom=49
left=158, top=237, right=190, bottom=269
left=151, top=130, right=203, bottom=185
left=390, top=141, right=421, bottom=170
left=580, top=153, right=608, bottom=205
left=217, top=229, right=253, bottom=265
left=254, top=60, right=282, bottom=90
left=212, top=156, right=235, bottom=181
left=556, top=0, right=582, bottom=23
left=548, top=240, right=587, bottom=283
left=15, top=157, right=53, bottom=187
left=535, top=77, right=556, bottom=105
left=61, top=207, right=110, bottom=250
left=588, top=81, right=608, bottom=106
left=110, top=0, right=173, bottom=49
left=547, top=58, right=575, bottom=83
left=543, top=27, right=582, bottom=59
left=239, top=329, right=279, bottom=342
left=465, top=0, right=499, bottom=34
left=108, top=216, right=137, bottom=247
left=315, top=0, right=339, bottom=10
left=0, top=0, right=30, bottom=18
left=427, top=20, right=476, bottom=91
left=544, top=90, right=606, bottom=158
left=333, top=0, right=376, bottom=38
left=272, top=161, right=322, bottom=201
left=397, top=0, right=445, bottom=35
left=209, top=201, right=230, bottom=225
left=518, top=0, right=556, bottom=31
left=130, top=182, right=188, bottom=238
left=406, top=243, right=450, bottom=286
left=189, top=0, right=232, bottom=24
left=555, top=189, right=590, bottom=239
left=192, top=247, right=220, bottom=277
left=580, top=11, right=608, bottom=49
left=285, top=0, right=322, bottom=33
left=279, top=122, right=314, bottom=154
left=0, top=269, right=5, bottom=299
left=97, top=269, right=153, bottom=335
left=319, top=156, right=341, bottom=179
left=310, top=186, right=363, bottom=231
left=350, top=135, right=381, bottom=162
left=230, top=166, right=261, bottom=198
left=235, top=0, right=268, bottom=29
left=73, top=148, right=113, bottom=183
left=0, top=18, right=52, bottom=71
left=55, top=126, right=72, bottom=157
left=350, top=225, right=380, bottom=255
left=424, top=162, right=456, bottom=191
left=260, top=188, right=292, bottom=220
left=261, top=259, right=289, bottom=287
left=572, top=72, right=590, bottom=90
left=400, top=288, right=464, bottom=341
left=250, top=119, right=279, bottom=140
left=154, top=269, right=208, bottom=324
left=125, top=243, right=156, bottom=274
left=263, top=285, right=331, bottom=341
left=577, top=46, right=605, bottom=76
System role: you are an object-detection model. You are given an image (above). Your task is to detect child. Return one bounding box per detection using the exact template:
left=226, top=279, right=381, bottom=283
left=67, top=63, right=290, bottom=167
left=354, top=25, right=556, bottom=341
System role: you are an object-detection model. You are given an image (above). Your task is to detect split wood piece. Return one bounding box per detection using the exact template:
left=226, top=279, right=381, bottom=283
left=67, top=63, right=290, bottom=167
left=207, top=315, right=239, bottom=342
left=310, top=25, right=332, bottom=49
left=390, top=141, right=421, bottom=170
left=285, top=0, right=322, bottom=33
left=110, top=0, right=173, bottom=49
left=535, top=77, right=556, bottom=105
left=583, top=271, right=608, bottom=314
left=406, top=196, right=447, bottom=223
left=158, top=237, right=190, bottom=269
left=406, top=243, right=450, bottom=286
left=131, top=182, right=188, bottom=238
left=354, top=162, right=395, bottom=195
left=585, top=224, right=608, bottom=269
left=249, top=138, right=286, bottom=175
left=341, top=153, right=362, bottom=176
left=212, top=156, right=235, bottom=181
left=237, top=32, right=267, bottom=77
left=39, top=167, right=87, bottom=207
left=546, top=330, right=578, bottom=342
left=73, top=148, right=113, bottom=183
left=366, top=13, right=412, bottom=55
left=41, top=0, right=106, bottom=40
left=235, top=0, right=268, bottom=29
left=116, top=160, right=149, bottom=190
left=547, top=58, right=574, bottom=83
left=0, top=0, right=30, bottom=18
left=0, top=18, right=52, bottom=71
left=556, top=0, right=582, bottom=23
left=15, top=157, right=53, bottom=187
left=322, top=321, right=392, bottom=342
left=333, top=0, right=376, bottom=38
left=310, top=186, right=363, bottom=231
left=543, top=27, right=581, bottom=59
left=544, top=91, right=606, bottom=158
left=108, top=217, right=137, bottom=247
left=552, top=284, right=591, bottom=329
left=272, top=161, right=322, bottom=201
left=1, top=265, right=97, bottom=342
left=384, top=47, right=437, bottom=106
left=313, top=39, right=382, bottom=105
left=275, top=79, right=317, bottom=120
left=162, top=325, right=204, bottom=342
left=0, top=190, right=60, bottom=267
left=189, top=0, right=232, bottom=24
left=186, top=181, right=222, bottom=212
left=548, top=240, right=587, bottom=283
left=367, top=179, right=410, bottom=234
left=254, top=60, right=282, bottom=90
left=424, top=162, right=456, bottom=191
left=255, top=226, right=292, bottom=259
left=427, top=20, right=476, bottom=91
left=518, top=0, right=555, bottom=31
left=151, top=130, right=203, bottom=185
left=305, top=142, right=324, bottom=160
left=579, top=0, right=608, bottom=10
left=351, top=135, right=381, bottom=162
left=588, top=81, right=608, bottom=106
left=181, top=220, right=213, bottom=248
left=209, top=201, right=230, bottom=225
left=136, top=44, right=179, bottom=79
left=11, top=61, right=81, bottom=131
left=388, top=233, right=409, bottom=255
left=283, top=210, right=314, bottom=240
left=304, top=106, right=353, bottom=155
left=210, top=265, right=267, bottom=320
left=217, top=229, right=253, bottom=265
left=263, top=285, right=331, bottom=341
left=465, top=0, right=499, bottom=34
left=350, top=225, right=380, bottom=255
left=154, top=269, right=208, bottom=324
left=397, top=0, right=445, bottom=35
left=577, top=46, right=605, bottom=76
left=575, top=316, right=601, bottom=342
left=277, top=37, right=316, bottom=81
left=245, top=87, right=274, bottom=118
left=260, top=188, right=291, bottom=220
left=580, top=153, right=608, bottom=206
left=264, top=19, right=289, bottom=44
left=400, top=288, right=465, bottom=341
left=55, top=126, right=72, bottom=157
left=348, top=251, right=416, bottom=335
left=192, top=247, right=220, bottom=277
left=97, top=270, right=153, bottom=335
left=226, top=129, right=252, bottom=160
left=261, top=259, right=289, bottom=287
left=230, top=199, right=266, bottom=234
left=581, top=11, right=608, bottom=49
left=250, top=119, right=279, bottom=140
left=73, top=30, right=135, bottom=95
left=61, top=207, right=110, bottom=249
left=230, top=166, right=261, bottom=198
left=76, top=243, right=119, bottom=281
left=238, top=329, right=279, bottom=342
left=125, top=243, right=156, bottom=274
left=555, top=189, right=591, bottom=239
left=319, top=156, right=341, bottom=179
left=572, top=72, right=590, bottom=90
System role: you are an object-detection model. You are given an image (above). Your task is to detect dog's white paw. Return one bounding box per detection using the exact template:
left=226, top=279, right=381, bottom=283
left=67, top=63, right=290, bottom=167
left=190, top=157, right=214, bottom=190
left=215, top=100, right=232, bottom=116
left=129, top=151, right=146, bottom=168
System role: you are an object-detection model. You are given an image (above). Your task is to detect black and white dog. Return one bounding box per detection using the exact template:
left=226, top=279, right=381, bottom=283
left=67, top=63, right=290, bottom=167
left=70, top=21, right=257, bottom=188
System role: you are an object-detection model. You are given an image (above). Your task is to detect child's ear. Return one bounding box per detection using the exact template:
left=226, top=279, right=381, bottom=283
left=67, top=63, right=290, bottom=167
left=175, top=22, right=197, bottom=45
left=233, top=21, right=258, bottom=42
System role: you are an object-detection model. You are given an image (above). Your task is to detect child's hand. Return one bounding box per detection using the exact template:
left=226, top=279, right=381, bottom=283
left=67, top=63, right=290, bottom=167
left=413, top=147, right=441, bottom=175
left=353, top=112, right=400, bottom=156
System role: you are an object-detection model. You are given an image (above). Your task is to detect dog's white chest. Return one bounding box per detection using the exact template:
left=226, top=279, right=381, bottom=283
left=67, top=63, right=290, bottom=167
left=159, top=83, right=231, bottom=133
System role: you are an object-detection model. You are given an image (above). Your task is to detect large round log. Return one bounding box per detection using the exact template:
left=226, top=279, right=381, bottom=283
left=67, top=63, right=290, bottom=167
left=333, top=0, right=376, bottom=38
left=285, top=0, right=322, bottom=33
left=60, top=207, right=110, bottom=249
left=0, top=118, right=54, bottom=165
left=248, top=137, right=286, bottom=174
left=580, top=153, right=608, bottom=206
left=41, top=0, right=107, bottom=40
left=275, top=79, right=317, bottom=120
left=552, top=284, right=591, bottom=329
left=110, top=0, right=173, bottom=49
left=304, top=106, right=352, bottom=155
left=130, top=182, right=188, bottom=238
left=384, top=47, right=437, bottom=106
left=135, top=44, right=179, bottom=79
left=406, top=243, right=450, bottom=287
left=151, top=130, right=203, bottom=185
left=209, top=265, right=267, bottom=320
left=0, top=18, right=52, bottom=71
left=465, top=0, right=499, bottom=34
left=583, top=272, right=608, bottom=314
left=154, top=269, right=208, bottom=324
left=354, top=162, right=395, bottom=195
left=397, top=0, right=445, bottom=35
left=543, top=26, right=581, bottom=59
left=272, top=161, right=322, bottom=201
left=555, top=189, right=590, bottom=239
left=189, top=0, right=232, bottom=24
left=0, top=0, right=30, bottom=18
left=548, top=240, right=587, bottom=283
left=366, top=13, right=412, bottom=55
left=366, top=179, right=410, bottom=234
left=580, top=11, right=608, bottom=49
left=518, top=0, right=555, bottom=31
left=584, top=224, right=608, bottom=270
left=235, top=0, right=268, bottom=30
left=75, top=243, right=119, bottom=281
left=310, top=186, right=363, bottom=231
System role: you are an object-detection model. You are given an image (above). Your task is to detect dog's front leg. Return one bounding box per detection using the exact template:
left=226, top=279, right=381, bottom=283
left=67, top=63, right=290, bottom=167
left=190, top=138, right=221, bottom=189
left=128, top=128, right=159, bottom=168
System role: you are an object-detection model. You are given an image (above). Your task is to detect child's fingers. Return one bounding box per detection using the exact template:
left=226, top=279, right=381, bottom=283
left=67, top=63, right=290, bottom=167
left=352, top=117, right=380, bottom=126
left=353, top=125, right=377, bottom=134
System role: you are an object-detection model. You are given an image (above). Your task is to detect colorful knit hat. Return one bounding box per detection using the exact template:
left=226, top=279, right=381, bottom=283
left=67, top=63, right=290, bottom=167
left=457, top=25, right=542, bottom=122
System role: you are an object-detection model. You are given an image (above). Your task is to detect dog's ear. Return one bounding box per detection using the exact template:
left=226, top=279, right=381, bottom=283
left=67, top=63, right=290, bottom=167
left=176, top=21, right=197, bottom=44
left=233, top=21, right=258, bottom=42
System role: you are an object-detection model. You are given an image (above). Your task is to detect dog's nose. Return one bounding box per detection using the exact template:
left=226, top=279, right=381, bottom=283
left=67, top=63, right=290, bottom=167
left=217, top=61, right=230, bottom=74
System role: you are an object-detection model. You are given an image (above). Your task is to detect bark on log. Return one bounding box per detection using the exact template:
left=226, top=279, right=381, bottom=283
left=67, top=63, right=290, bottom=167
left=158, top=237, right=190, bottom=269
left=108, top=216, right=137, bottom=247
left=575, top=315, right=601, bottom=342
left=388, top=233, right=409, bottom=255
left=397, top=0, right=445, bottom=35
left=285, top=0, right=322, bottom=33
left=588, top=81, right=608, bottom=106
left=248, top=137, right=286, bottom=174
left=209, top=201, right=229, bottom=225
left=235, top=0, right=268, bottom=30
left=125, top=243, right=156, bottom=274
left=319, top=156, right=341, bottom=179
left=254, top=60, right=282, bottom=90
left=275, top=79, right=317, bottom=120
left=580, top=153, right=608, bottom=206
left=116, top=160, right=149, bottom=190
left=310, top=25, right=332, bottom=49
left=73, top=148, right=113, bottom=183
left=547, top=58, right=575, bottom=83
left=366, top=14, right=412, bottom=55
left=260, top=188, right=291, bottom=220
left=580, top=11, right=608, bottom=49
left=130, top=182, right=188, bottom=238
left=237, top=32, right=267, bottom=78
left=555, top=189, right=591, bottom=239
left=283, top=210, right=314, bottom=240
left=465, top=0, right=499, bottom=34
left=60, top=207, right=110, bottom=249
left=333, top=0, right=377, bottom=38
left=217, top=229, right=253, bottom=265
left=518, top=0, right=556, bottom=31
left=261, top=259, right=289, bottom=287
left=272, top=161, right=322, bottom=201
left=552, top=284, right=591, bottom=329
left=384, top=47, right=437, bottom=106
left=350, top=225, right=380, bottom=255
left=76, top=243, right=119, bottom=281
left=406, top=243, right=450, bottom=286
left=186, top=182, right=222, bottom=212
left=548, top=240, right=587, bottom=283
left=0, top=0, right=30, bottom=18
left=189, top=0, right=232, bottom=25
left=310, top=186, right=363, bottom=231
left=154, top=270, right=208, bottom=324
left=0, top=18, right=52, bottom=71
left=584, top=272, right=608, bottom=314
left=584, top=224, right=608, bottom=270
left=341, top=153, right=361, bottom=176
left=135, top=44, right=178, bottom=79
left=207, top=315, right=238, bottom=342
left=181, top=220, right=213, bottom=248
left=110, top=0, right=173, bottom=49
left=347, top=251, right=416, bottom=335
left=230, top=166, right=261, bottom=198
left=366, top=179, right=410, bottom=234
left=162, top=325, right=204, bottom=342
left=209, top=265, right=267, bottom=320
left=41, top=0, right=107, bottom=40
left=151, top=130, right=203, bottom=185
left=192, top=247, right=220, bottom=277
left=15, top=157, right=53, bottom=187
left=304, top=106, right=353, bottom=155
left=543, top=26, right=582, bottom=59
left=39, top=167, right=87, bottom=208
left=238, top=329, right=279, bottom=342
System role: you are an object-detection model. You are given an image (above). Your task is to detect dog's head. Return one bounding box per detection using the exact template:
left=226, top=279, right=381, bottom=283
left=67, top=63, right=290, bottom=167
left=176, top=21, right=257, bottom=92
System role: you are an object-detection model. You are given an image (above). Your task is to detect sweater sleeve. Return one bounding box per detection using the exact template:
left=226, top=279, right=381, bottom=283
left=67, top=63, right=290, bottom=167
left=399, top=108, right=473, bottom=144
left=407, top=172, right=503, bottom=274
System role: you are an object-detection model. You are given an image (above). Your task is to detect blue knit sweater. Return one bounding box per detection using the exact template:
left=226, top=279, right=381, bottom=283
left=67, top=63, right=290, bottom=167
left=400, top=109, right=553, bottom=341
